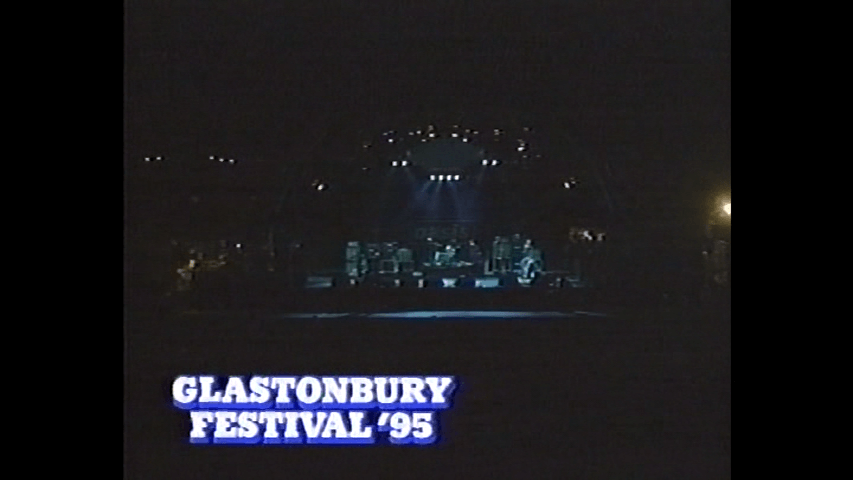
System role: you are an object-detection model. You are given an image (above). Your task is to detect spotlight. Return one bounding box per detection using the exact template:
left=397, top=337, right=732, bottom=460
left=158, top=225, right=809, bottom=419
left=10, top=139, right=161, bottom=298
left=439, top=175, right=445, bottom=181
left=564, top=182, right=571, bottom=189
left=454, top=175, right=460, bottom=180
left=401, top=160, right=408, bottom=166
left=430, top=175, right=436, bottom=181
left=723, top=203, right=731, bottom=215
left=492, top=160, right=498, bottom=166
left=482, top=159, right=489, bottom=166
left=392, top=161, right=398, bottom=167
left=429, top=133, right=436, bottom=138
left=388, top=138, right=394, bottom=143
left=317, top=184, right=326, bottom=191
left=452, top=133, right=459, bottom=138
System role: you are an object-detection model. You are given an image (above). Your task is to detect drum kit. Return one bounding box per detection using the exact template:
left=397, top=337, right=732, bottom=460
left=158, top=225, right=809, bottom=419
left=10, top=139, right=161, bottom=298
left=425, top=240, right=474, bottom=269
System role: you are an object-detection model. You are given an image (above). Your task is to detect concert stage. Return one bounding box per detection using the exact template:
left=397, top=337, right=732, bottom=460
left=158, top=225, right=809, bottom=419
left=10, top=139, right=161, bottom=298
left=306, top=269, right=588, bottom=290
left=170, top=269, right=606, bottom=317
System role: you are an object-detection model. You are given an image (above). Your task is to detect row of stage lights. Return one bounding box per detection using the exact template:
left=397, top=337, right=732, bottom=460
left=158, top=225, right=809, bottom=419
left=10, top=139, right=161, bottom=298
left=393, top=159, right=498, bottom=167
left=429, top=175, right=461, bottom=181
left=143, top=156, right=239, bottom=164
left=378, top=126, right=535, bottom=146
left=384, top=127, right=531, bottom=138
left=210, top=156, right=236, bottom=164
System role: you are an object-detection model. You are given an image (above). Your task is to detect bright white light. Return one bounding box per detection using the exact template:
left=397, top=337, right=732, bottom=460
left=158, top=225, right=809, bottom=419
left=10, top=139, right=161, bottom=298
left=492, top=160, right=498, bottom=166
left=401, top=160, right=408, bottom=166
left=429, top=133, right=436, bottom=138
left=723, top=203, right=731, bottom=215
left=454, top=175, right=460, bottom=180
left=518, top=146, right=525, bottom=152
left=317, top=184, right=326, bottom=191
left=463, top=138, right=469, bottom=142
left=392, top=161, right=398, bottom=167
left=430, top=175, right=436, bottom=181
left=156, top=156, right=162, bottom=160
left=417, top=130, right=422, bottom=134
left=219, top=158, right=224, bottom=162
left=210, top=156, right=215, bottom=160
left=236, top=244, right=242, bottom=248
left=452, top=133, right=458, bottom=138
left=144, top=157, right=150, bottom=161
left=482, top=159, right=489, bottom=166
left=564, top=182, right=571, bottom=188
left=439, top=175, right=444, bottom=181
left=229, top=159, right=235, bottom=164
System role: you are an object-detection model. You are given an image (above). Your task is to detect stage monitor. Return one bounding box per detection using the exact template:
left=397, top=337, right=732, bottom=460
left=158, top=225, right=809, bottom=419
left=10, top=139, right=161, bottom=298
left=475, top=278, right=501, bottom=288
left=305, top=276, right=334, bottom=288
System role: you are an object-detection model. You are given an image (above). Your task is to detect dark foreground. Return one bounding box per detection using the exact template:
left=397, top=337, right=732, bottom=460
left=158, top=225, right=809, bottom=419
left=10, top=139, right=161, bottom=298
left=125, top=297, right=730, bottom=479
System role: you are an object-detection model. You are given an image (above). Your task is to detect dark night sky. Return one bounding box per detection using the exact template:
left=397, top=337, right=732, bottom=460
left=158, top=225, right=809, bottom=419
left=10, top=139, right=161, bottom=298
left=125, top=1, right=730, bottom=205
